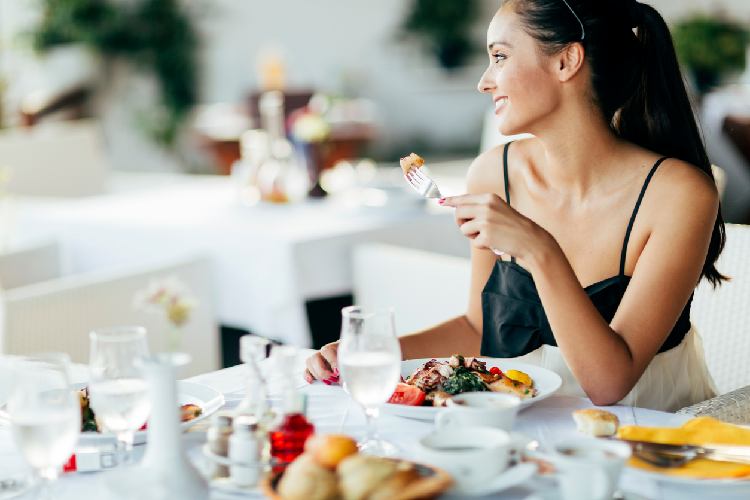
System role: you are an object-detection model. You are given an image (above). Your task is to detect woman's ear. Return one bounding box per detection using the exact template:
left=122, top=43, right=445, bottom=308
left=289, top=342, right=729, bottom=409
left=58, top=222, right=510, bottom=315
left=556, top=42, right=585, bottom=82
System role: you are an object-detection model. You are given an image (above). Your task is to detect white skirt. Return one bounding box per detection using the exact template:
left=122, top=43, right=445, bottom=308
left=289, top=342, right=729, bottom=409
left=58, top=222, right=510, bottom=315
left=510, top=324, right=717, bottom=412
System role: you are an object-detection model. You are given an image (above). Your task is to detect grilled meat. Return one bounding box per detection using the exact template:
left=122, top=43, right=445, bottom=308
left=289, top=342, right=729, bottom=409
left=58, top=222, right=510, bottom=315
left=405, top=359, right=453, bottom=392
left=424, top=391, right=453, bottom=407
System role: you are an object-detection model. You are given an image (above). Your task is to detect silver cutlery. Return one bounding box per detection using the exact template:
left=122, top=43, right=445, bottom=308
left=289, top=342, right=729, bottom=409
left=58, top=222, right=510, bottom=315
left=403, top=167, right=504, bottom=256
left=620, top=439, right=750, bottom=467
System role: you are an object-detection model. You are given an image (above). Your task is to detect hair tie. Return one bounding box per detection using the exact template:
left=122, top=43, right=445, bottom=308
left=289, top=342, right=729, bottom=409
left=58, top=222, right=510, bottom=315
left=622, top=0, right=644, bottom=29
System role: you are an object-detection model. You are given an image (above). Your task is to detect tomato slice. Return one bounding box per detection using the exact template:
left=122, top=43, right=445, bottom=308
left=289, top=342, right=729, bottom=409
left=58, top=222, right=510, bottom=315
left=387, top=383, right=426, bottom=406
left=489, top=366, right=504, bottom=376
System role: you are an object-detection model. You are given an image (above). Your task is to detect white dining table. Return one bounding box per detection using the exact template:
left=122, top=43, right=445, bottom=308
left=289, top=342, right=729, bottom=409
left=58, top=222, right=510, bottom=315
left=13, top=170, right=470, bottom=347
left=1, top=349, right=749, bottom=500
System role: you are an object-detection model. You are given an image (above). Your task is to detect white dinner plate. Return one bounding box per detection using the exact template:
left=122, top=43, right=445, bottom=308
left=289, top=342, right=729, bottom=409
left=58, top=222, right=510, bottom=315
left=441, top=462, right=538, bottom=498
left=77, top=381, right=224, bottom=446
left=381, top=358, right=562, bottom=421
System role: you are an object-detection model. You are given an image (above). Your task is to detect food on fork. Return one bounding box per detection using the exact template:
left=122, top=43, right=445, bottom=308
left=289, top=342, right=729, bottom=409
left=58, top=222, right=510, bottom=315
left=389, top=354, right=538, bottom=407
left=572, top=409, right=619, bottom=437
left=399, top=152, right=424, bottom=175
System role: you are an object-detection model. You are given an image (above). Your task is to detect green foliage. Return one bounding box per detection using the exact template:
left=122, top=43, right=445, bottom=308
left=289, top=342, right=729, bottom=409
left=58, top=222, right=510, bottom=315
left=401, top=0, right=480, bottom=70
left=672, top=15, right=750, bottom=78
left=442, top=366, right=488, bottom=395
left=31, top=0, right=199, bottom=147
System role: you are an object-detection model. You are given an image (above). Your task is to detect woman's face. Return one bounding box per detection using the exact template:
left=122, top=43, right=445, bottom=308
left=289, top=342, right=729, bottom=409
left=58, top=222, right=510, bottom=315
left=478, top=7, right=562, bottom=136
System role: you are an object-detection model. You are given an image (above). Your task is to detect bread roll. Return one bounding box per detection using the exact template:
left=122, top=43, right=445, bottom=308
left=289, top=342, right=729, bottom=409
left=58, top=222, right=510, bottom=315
left=305, top=434, right=359, bottom=469
left=337, top=455, right=398, bottom=500
left=277, top=454, right=339, bottom=500
left=367, top=462, right=419, bottom=500
left=572, top=409, right=619, bottom=437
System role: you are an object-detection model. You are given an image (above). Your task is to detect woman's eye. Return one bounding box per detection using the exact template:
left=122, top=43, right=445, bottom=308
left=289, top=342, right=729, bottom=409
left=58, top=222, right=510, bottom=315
left=492, top=53, right=506, bottom=63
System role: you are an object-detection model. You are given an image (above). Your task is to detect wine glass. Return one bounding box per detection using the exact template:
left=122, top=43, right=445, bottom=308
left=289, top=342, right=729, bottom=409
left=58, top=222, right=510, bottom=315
left=88, top=326, right=150, bottom=467
left=337, top=306, right=402, bottom=457
left=5, top=352, right=80, bottom=497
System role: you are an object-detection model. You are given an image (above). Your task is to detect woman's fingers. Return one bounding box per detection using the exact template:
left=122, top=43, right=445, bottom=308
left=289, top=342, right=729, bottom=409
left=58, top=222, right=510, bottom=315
left=305, top=352, right=335, bottom=384
left=443, top=193, right=502, bottom=208
left=320, top=343, right=339, bottom=372
left=304, top=342, right=341, bottom=385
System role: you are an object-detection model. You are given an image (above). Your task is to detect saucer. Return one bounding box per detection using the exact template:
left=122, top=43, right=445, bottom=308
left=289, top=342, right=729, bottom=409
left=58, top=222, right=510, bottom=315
left=443, top=462, right=538, bottom=498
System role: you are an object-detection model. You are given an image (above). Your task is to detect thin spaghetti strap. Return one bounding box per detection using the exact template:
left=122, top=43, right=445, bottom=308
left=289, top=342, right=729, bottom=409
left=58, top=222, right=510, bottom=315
left=503, top=142, right=515, bottom=264
left=619, top=157, right=670, bottom=277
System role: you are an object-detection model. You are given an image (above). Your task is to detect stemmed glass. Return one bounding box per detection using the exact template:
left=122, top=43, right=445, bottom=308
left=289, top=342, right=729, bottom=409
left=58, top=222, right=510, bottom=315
left=337, top=306, right=402, bottom=457
left=5, top=352, right=81, bottom=498
left=88, top=326, right=150, bottom=467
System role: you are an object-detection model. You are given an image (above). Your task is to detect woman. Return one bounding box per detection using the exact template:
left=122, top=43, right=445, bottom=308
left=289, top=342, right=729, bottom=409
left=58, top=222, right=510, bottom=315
left=305, top=0, right=723, bottom=412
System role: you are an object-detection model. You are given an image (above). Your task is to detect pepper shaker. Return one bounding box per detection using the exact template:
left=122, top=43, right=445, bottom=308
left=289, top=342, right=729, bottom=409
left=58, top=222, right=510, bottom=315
left=207, top=414, right=233, bottom=478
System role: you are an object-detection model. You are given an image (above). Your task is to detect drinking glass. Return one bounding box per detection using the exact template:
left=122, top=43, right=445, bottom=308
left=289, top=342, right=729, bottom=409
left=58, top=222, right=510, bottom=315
left=337, top=306, right=402, bottom=456
left=88, top=326, right=150, bottom=467
left=5, top=352, right=80, bottom=498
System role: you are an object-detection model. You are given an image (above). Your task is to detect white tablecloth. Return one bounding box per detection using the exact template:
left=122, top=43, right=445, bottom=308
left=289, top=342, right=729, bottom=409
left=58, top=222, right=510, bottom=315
left=2, top=350, right=748, bottom=499
left=14, top=174, right=470, bottom=347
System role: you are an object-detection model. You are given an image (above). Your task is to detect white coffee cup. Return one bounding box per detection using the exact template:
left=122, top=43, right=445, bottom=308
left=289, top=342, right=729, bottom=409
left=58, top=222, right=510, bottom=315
left=414, top=427, right=511, bottom=490
left=548, top=438, right=632, bottom=500
left=435, top=392, right=521, bottom=431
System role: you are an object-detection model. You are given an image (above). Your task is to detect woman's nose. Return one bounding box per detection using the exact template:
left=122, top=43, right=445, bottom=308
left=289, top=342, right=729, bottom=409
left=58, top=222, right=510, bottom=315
left=478, top=68, right=495, bottom=94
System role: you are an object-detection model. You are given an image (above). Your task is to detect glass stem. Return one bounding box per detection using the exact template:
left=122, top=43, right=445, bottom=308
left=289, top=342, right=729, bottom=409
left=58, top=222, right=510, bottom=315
left=363, top=407, right=379, bottom=444
left=35, top=467, right=56, bottom=500
left=117, top=431, right=135, bottom=466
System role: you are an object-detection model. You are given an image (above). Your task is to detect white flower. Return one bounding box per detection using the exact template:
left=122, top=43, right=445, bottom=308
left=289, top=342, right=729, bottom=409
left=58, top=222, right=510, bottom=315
left=133, top=276, right=197, bottom=327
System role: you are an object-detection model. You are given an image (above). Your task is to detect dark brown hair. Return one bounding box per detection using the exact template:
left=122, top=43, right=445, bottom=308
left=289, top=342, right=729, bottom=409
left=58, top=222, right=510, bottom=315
left=503, top=0, right=727, bottom=286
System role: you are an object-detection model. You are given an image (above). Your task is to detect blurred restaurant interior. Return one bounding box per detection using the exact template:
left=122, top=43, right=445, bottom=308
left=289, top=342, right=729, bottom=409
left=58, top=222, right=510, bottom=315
left=1, top=0, right=750, bottom=374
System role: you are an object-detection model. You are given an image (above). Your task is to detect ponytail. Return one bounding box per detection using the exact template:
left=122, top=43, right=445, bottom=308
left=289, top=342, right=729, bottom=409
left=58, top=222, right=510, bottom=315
left=506, top=0, right=727, bottom=286
left=615, top=4, right=727, bottom=287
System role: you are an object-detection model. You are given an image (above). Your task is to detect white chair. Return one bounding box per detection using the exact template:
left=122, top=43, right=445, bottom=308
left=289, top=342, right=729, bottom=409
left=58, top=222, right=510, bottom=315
left=353, top=243, right=471, bottom=337
left=0, top=240, right=61, bottom=290
left=0, top=119, right=108, bottom=197
left=691, top=224, right=750, bottom=395
left=0, top=253, right=220, bottom=377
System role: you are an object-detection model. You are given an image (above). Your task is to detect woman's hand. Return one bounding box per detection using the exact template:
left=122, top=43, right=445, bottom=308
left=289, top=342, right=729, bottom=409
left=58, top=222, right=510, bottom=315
left=441, top=193, right=542, bottom=260
left=304, top=341, right=340, bottom=385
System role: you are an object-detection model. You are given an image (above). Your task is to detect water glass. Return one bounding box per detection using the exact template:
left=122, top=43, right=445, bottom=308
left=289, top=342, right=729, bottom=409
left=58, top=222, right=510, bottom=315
left=337, top=306, right=401, bottom=456
left=5, top=352, right=80, bottom=496
left=88, top=326, right=150, bottom=466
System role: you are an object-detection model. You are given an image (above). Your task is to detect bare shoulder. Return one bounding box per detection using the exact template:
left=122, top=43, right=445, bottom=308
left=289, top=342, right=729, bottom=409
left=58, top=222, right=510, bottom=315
left=648, top=157, right=719, bottom=223
left=466, top=137, right=540, bottom=197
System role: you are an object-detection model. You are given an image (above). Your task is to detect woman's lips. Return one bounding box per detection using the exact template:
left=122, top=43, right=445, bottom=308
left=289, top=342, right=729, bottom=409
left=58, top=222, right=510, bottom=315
left=494, top=97, right=508, bottom=115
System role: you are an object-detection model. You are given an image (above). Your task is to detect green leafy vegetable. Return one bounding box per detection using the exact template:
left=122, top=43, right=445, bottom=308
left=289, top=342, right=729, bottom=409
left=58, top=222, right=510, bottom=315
left=442, top=367, right=488, bottom=395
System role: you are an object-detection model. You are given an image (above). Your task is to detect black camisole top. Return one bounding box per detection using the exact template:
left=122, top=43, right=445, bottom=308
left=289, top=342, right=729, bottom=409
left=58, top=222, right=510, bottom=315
left=480, top=142, right=692, bottom=358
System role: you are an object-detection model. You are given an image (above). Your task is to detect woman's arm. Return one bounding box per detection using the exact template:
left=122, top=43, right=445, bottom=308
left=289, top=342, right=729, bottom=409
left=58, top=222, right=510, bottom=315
left=529, top=162, right=718, bottom=404
left=446, top=158, right=719, bottom=405
left=304, top=149, right=505, bottom=381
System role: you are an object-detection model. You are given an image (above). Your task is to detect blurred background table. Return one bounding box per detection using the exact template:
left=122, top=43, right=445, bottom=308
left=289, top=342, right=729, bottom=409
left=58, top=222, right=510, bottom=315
left=14, top=167, right=471, bottom=359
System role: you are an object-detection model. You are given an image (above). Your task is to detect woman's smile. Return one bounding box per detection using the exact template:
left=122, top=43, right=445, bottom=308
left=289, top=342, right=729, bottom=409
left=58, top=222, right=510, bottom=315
left=494, top=96, right=509, bottom=115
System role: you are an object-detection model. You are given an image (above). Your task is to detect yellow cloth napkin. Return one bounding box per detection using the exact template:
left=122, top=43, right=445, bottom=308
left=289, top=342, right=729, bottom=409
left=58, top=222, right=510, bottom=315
left=617, top=417, right=750, bottom=479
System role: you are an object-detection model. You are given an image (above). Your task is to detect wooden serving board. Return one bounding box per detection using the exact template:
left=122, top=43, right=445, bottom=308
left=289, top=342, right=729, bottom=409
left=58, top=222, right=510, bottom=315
left=260, top=460, right=453, bottom=500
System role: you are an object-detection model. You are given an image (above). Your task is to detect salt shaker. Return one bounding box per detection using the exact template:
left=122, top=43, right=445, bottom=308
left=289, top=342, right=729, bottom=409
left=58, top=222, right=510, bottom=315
left=207, top=414, right=233, bottom=478
left=229, top=415, right=262, bottom=487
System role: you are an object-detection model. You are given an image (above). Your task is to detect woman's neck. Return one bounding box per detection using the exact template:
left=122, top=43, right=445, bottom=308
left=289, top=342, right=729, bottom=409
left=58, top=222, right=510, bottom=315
left=531, top=101, right=634, bottom=202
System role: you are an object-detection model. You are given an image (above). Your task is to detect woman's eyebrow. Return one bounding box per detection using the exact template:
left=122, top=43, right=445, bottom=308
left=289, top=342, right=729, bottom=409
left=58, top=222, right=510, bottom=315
left=488, top=40, right=513, bottom=50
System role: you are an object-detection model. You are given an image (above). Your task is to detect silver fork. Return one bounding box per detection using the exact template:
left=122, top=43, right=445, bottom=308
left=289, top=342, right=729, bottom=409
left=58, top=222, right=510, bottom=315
left=633, top=450, right=694, bottom=468
left=405, top=167, right=443, bottom=199
left=404, top=167, right=504, bottom=256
